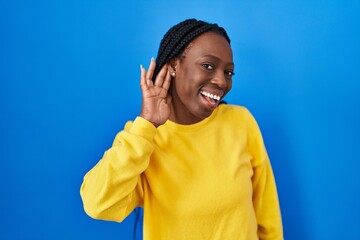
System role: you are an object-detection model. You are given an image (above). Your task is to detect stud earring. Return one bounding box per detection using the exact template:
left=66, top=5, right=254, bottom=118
left=171, top=72, right=176, bottom=77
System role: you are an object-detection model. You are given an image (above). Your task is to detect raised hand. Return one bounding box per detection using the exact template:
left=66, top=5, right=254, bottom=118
left=140, top=58, right=172, bottom=127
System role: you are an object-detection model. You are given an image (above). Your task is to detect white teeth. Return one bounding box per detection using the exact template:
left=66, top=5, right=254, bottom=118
left=201, top=91, right=221, bottom=101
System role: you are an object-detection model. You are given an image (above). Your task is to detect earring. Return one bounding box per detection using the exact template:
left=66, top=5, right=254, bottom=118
left=171, top=72, right=176, bottom=77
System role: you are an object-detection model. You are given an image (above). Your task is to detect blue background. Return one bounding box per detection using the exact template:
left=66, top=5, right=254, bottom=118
left=1, top=0, right=359, bottom=239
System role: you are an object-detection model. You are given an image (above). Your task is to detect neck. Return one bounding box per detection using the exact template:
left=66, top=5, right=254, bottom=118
left=169, top=105, right=203, bottom=125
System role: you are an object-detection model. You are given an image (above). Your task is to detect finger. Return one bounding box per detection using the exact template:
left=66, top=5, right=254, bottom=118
left=146, top=58, right=156, bottom=85
left=140, top=65, right=148, bottom=91
left=140, top=64, right=147, bottom=88
left=154, top=64, right=168, bottom=87
left=161, top=65, right=172, bottom=91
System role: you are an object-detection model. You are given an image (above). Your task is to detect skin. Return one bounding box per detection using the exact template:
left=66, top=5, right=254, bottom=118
left=140, top=31, right=234, bottom=127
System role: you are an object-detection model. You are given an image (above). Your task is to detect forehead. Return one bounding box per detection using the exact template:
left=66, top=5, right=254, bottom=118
left=183, top=31, right=233, bottom=62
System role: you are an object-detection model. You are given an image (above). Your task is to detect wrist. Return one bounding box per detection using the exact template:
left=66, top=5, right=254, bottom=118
left=130, top=117, right=157, bottom=140
left=139, top=114, right=160, bottom=128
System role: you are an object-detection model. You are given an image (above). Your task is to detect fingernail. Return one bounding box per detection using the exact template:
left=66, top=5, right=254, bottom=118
left=151, top=57, right=155, bottom=62
left=140, top=64, right=143, bottom=70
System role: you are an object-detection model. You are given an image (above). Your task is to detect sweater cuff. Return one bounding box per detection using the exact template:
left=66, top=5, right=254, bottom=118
left=128, top=117, right=157, bottom=142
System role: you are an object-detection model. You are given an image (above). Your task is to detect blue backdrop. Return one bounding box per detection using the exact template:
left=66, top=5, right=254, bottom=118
left=1, top=0, right=359, bottom=239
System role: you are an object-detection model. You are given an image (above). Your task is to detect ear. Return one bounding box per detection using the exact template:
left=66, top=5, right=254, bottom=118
left=169, top=58, right=178, bottom=71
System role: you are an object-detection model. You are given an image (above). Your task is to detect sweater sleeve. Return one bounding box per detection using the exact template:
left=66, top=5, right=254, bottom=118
left=246, top=110, right=284, bottom=240
left=80, top=117, right=156, bottom=222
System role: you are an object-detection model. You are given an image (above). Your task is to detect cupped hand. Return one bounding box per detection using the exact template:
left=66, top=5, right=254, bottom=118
left=140, top=58, right=172, bottom=127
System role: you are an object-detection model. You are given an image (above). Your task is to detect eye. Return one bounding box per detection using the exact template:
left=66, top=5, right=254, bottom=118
left=225, top=70, right=235, bottom=76
left=202, top=63, right=214, bottom=71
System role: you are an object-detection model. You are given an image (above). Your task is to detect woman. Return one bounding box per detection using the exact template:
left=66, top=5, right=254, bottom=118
left=80, top=18, right=283, bottom=240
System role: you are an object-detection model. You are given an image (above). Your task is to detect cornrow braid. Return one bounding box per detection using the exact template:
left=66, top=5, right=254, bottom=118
left=156, top=19, right=196, bottom=59
left=152, top=18, right=231, bottom=82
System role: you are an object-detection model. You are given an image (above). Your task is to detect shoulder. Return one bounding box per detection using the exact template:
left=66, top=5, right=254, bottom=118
left=217, top=104, right=255, bottom=122
left=216, top=104, right=261, bottom=133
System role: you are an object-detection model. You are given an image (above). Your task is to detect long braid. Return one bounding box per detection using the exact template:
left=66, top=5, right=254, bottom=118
left=156, top=19, right=196, bottom=58
left=152, top=18, right=231, bottom=81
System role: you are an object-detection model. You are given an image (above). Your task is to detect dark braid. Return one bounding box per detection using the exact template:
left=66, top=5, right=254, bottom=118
left=152, top=18, right=231, bottom=81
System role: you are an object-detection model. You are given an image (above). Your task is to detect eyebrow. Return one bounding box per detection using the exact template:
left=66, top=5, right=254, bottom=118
left=200, top=54, right=234, bottom=66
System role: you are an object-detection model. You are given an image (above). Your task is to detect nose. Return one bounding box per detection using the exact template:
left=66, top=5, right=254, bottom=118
left=211, top=70, right=229, bottom=89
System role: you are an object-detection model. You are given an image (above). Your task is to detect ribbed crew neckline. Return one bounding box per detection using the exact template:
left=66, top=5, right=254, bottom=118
left=161, top=106, right=221, bottom=132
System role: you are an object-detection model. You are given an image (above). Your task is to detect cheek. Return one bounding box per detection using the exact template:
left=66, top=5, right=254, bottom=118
left=178, top=70, right=202, bottom=91
left=182, top=67, right=199, bottom=81
left=226, top=80, right=233, bottom=93
left=173, top=76, right=193, bottom=98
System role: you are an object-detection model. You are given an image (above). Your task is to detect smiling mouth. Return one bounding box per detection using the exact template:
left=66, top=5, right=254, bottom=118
left=200, top=90, right=221, bottom=106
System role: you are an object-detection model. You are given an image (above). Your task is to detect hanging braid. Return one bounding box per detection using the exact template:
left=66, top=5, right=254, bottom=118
left=152, top=18, right=231, bottom=81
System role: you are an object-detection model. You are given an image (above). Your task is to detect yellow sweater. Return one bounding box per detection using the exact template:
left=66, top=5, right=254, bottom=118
left=80, top=104, right=283, bottom=240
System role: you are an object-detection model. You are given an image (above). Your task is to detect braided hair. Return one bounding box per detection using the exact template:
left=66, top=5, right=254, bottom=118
left=152, top=18, right=231, bottom=82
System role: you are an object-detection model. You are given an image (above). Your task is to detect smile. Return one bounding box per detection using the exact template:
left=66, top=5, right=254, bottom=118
left=200, top=90, right=221, bottom=101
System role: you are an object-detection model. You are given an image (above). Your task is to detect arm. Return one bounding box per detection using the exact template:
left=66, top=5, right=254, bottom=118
left=80, top=117, right=156, bottom=222
left=246, top=110, right=284, bottom=240
left=80, top=59, right=172, bottom=222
